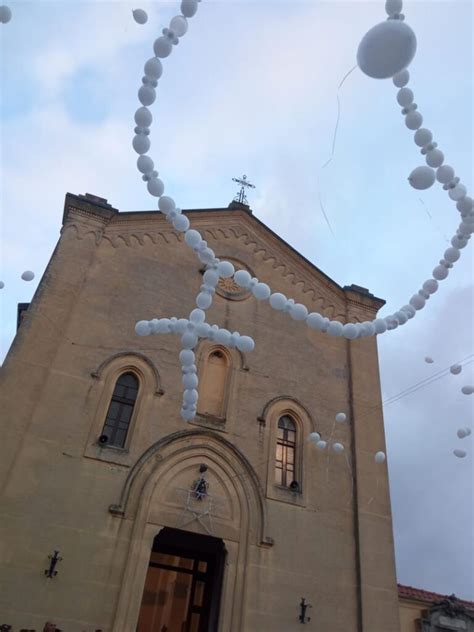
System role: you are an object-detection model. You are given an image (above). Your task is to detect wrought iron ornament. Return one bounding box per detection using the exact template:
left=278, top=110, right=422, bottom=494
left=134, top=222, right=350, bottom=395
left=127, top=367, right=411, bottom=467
left=232, top=174, right=255, bottom=205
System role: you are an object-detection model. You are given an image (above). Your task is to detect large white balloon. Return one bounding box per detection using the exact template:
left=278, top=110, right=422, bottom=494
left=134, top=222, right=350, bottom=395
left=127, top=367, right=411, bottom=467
left=196, top=292, right=212, bottom=310
left=426, top=149, right=444, bottom=168
left=393, top=69, right=409, bottom=87
left=405, top=111, right=423, bottom=130
left=237, top=336, right=255, bottom=353
left=179, top=349, right=195, bottom=366
left=408, top=166, right=435, bottom=190
left=135, top=320, right=151, bottom=336
left=422, top=279, right=438, bottom=295
left=132, top=134, right=150, bottom=154
left=307, top=312, right=325, bottom=331
left=253, top=283, right=271, bottom=300
left=170, top=15, right=188, bottom=37
left=154, top=36, right=173, bottom=58
left=269, top=293, right=287, bottom=310
left=135, top=106, right=153, bottom=127
left=290, top=304, right=309, bottom=321
left=397, top=88, right=413, bottom=107
left=190, top=308, right=205, bottom=324
left=181, top=332, right=198, bottom=349
left=132, top=9, right=148, bottom=24
left=436, top=165, right=454, bottom=184
left=181, top=0, right=198, bottom=18
left=327, top=320, right=344, bottom=336
left=144, top=58, right=163, bottom=81
left=342, top=323, right=358, bottom=339
left=357, top=20, right=417, bottom=79
left=414, top=128, right=432, bottom=147
left=173, top=215, right=190, bottom=232
left=234, top=270, right=252, bottom=288
left=147, top=178, right=164, bottom=197
left=432, top=265, right=449, bottom=281
left=184, top=229, right=202, bottom=248
left=444, top=247, right=460, bottom=263
left=21, top=270, right=35, bottom=281
left=218, top=261, right=235, bottom=278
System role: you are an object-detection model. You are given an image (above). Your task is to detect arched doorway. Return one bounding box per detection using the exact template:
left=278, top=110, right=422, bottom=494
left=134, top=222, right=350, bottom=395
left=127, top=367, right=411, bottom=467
left=137, top=528, right=226, bottom=632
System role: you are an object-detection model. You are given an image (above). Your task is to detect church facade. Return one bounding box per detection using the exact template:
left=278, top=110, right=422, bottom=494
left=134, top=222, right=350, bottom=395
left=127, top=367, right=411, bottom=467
left=0, top=193, right=400, bottom=631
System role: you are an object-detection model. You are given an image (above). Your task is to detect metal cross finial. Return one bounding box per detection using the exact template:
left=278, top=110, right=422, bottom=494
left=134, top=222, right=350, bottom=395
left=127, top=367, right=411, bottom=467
left=232, top=174, right=255, bottom=205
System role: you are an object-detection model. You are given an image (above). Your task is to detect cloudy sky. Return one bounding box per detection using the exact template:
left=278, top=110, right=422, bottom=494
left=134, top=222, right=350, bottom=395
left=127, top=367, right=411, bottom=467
left=1, top=0, right=473, bottom=600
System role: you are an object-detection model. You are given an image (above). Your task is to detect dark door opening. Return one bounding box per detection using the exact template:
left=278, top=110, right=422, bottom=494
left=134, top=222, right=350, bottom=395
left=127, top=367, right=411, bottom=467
left=137, top=528, right=226, bottom=632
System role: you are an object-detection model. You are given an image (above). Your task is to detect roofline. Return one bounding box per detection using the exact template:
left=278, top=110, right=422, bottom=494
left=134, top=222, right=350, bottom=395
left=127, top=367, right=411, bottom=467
left=398, top=583, right=474, bottom=609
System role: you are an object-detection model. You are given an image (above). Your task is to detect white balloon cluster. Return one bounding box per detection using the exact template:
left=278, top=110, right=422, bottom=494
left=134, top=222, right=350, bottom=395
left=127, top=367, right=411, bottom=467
left=309, top=431, right=344, bottom=454
left=133, top=0, right=473, bottom=421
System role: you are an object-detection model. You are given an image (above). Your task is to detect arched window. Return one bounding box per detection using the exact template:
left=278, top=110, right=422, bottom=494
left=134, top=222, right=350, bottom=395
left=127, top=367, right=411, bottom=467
left=101, top=372, right=139, bottom=448
left=275, top=415, right=296, bottom=487
left=198, top=349, right=230, bottom=419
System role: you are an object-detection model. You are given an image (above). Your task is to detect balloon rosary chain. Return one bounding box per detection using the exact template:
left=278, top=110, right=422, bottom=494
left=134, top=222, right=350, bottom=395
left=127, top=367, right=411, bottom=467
left=133, top=0, right=473, bottom=421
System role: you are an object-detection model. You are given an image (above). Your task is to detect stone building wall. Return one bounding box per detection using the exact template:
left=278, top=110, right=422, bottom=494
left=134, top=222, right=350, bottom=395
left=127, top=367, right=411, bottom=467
left=0, top=193, right=400, bottom=631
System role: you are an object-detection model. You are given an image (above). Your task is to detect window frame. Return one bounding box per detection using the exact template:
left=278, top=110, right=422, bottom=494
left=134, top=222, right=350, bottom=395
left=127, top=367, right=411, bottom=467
left=101, top=372, right=139, bottom=449
left=275, top=415, right=297, bottom=488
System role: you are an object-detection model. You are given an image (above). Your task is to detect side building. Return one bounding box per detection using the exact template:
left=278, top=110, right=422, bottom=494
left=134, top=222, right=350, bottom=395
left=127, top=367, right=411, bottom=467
left=0, top=193, right=400, bottom=631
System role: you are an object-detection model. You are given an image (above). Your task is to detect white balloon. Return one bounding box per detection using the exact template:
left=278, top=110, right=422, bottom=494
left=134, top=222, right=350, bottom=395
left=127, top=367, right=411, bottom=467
left=217, top=261, right=234, bottom=278
left=144, top=58, right=163, bottom=81
left=401, top=304, right=416, bottom=319
left=181, top=0, right=198, bottom=18
left=374, top=451, right=386, bottom=464
left=175, top=319, right=189, bottom=334
left=198, top=248, right=215, bottom=264
left=405, top=111, right=423, bottom=130
left=181, top=332, right=198, bottom=349
left=170, top=15, right=188, bottom=36
left=422, top=279, right=438, bottom=295
left=393, top=69, right=409, bottom=88
left=374, top=318, right=388, bottom=333
left=457, top=197, right=473, bottom=214
left=361, top=321, right=376, bottom=336
left=158, top=196, right=176, bottom=214
left=291, top=303, right=309, bottom=321
left=357, top=20, right=417, bottom=79
left=236, top=336, right=255, bottom=353
left=0, top=281, right=4, bottom=289
left=138, top=157, right=154, bottom=178
left=342, top=323, right=358, bottom=339
left=154, top=36, right=173, bottom=58
left=309, top=432, right=321, bottom=443
left=444, top=247, right=460, bottom=263
left=453, top=449, right=467, bottom=459
left=394, top=310, right=408, bottom=325
left=132, top=8, right=148, bottom=24
left=451, top=236, right=468, bottom=250
left=253, top=283, right=271, bottom=300
left=181, top=408, right=195, bottom=422
left=135, top=320, right=151, bottom=336
left=135, top=106, right=153, bottom=128
left=327, top=320, right=344, bottom=336
left=450, top=364, right=462, bottom=375
left=196, top=322, right=211, bottom=337
left=184, top=229, right=202, bottom=248
left=332, top=442, right=345, bottom=454
left=436, top=165, right=455, bottom=184
left=21, top=270, right=35, bottom=281
left=132, top=134, right=150, bottom=155
left=424, top=356, right=434, bottom=364
left=414, top=128, right=432, bottom=147
left=335, top=413, right=346, bottom=423
left=385, top=0, right=402, bottom=15
left=426, top=149, right=444, bottom=168
left=147, top=178, right=164, bottom=197
left=173, top=215, right=190, bottom=232
left=183, top=389, right=198, bottom=404
left=306, top=312, right=325, bottom=331
left=409, top=294, right=425, bottom=310
left=183, top=373, right=199, bottom=390
left=0, top=5, right=11, bottom=23
left=157, top=319, right=172, bottom=333
left=234, top=269, right=252, bottom=288
left=408, top=166, right=435, bottom=190
left=457, top=428, right=468, bottom=439
left=465, top=428, right=472, bottom=437
left=203, top=269, right=219, bottom=286
left=179, top=349, right=195, bottom=366
left=433, top=265, right=449, bottom=281
left=397, top=88, right=413, bottom=106
left=138, top=85, right=155, bottom=106
left=215, top=328, right=231, bottom=345
left=449, top=184, right=467, bottom=201
left=190, top=308, right=205, bottom=324
left=196, top=292, right=212, bottom=310
left=461, top=385, right=474, bottom=395
left=269, top=293, right=287, bottom=310
left=316, top=440, right=327, bottom=450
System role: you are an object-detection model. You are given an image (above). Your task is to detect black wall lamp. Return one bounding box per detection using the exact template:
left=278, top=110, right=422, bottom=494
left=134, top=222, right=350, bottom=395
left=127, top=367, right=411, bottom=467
left=299, top=597, right=312, bottom=624
left=44, top=551, right=62, bottom=578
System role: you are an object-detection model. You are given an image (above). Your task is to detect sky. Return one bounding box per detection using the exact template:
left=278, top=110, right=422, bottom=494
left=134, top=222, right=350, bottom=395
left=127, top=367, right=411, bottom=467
left=1, top=0, right=473, bottom=601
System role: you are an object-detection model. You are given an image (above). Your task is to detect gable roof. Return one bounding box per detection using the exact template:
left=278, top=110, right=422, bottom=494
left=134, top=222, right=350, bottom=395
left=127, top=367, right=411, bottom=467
left=398, top=584, right=474, bottom=611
